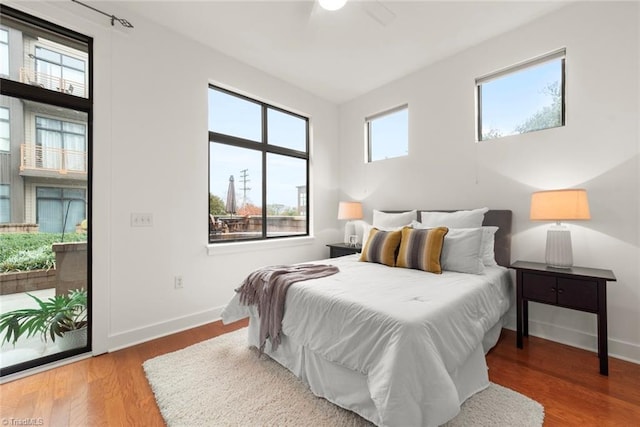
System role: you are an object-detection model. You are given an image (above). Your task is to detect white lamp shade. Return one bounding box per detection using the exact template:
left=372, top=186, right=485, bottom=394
left=530, top=188, right=590, bottom=269
left=338, top=201, right=363, bottom=220
left=530, top=189, right=590, bottom=221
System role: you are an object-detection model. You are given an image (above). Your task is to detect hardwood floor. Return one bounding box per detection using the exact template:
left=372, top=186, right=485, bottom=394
left=1, top=322, right=638, bottom=426
left=487, top=329, right=640, bottom=426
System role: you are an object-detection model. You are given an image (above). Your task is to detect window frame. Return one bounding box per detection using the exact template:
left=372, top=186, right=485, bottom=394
left=475, top=49, right=566, bottom=142
left=208, top=84, right=310, bottom=244
left=0, top=105, right=9, bottom=151
left=0, top=27, right=8, bottom=77
left=365, top=104, right=409, bottom=163
left=0, top=3, right=93, bottom=377
left=0, top=183, right=9, bottom=223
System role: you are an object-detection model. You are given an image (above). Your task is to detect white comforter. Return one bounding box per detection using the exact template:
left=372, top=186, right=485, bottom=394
left=222, top=255, right=512, bottom=426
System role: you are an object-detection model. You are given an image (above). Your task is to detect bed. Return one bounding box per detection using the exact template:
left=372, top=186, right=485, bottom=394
left=222, top=209, right=513, bottom=427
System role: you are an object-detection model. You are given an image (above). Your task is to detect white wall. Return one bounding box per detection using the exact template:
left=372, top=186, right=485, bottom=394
left=338, top=1, right=640, bottom=363
left=11, top=1, right=639, bottom=365
left=8, top=1, right=341, bottom=354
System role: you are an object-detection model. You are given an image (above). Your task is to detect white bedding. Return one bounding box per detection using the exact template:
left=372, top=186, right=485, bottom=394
left=222, top=254, right=512, bottom=427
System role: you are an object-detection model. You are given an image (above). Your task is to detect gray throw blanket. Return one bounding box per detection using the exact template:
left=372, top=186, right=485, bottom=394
left=237, top=264, right=339, bottom=353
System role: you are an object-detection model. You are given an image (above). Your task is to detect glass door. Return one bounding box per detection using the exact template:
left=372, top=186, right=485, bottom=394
left=0, top=5, right=92, bottom=377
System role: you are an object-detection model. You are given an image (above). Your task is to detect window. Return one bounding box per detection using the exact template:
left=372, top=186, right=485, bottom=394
left=36, top=187, right=86, bottom=233
left=476, top=49, right=565, bottom=141
left=34, top=46, right=86, bottom=96
left=35, top=116, right=86, bottom=171
left=1, top=3, right=92, bottom=377
left=208, top=86, right=309, bottom=243
left=0, top=184, right=8, bottom=223
left=0, top=106, right=8, bottom=151
left=366, top=105, right=408, bottom=162
left=0, top=28, right=8, bottom=76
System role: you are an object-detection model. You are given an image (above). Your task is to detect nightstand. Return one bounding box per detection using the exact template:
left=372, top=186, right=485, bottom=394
left=327, top=243, right=360, bottom=258
left=511, top=260, right=616, bottom=375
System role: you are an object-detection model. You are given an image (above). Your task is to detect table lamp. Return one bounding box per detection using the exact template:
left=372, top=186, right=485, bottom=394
left=338, top=201, right=363, bottom=246
left=530, top=189, right=590, bottom=268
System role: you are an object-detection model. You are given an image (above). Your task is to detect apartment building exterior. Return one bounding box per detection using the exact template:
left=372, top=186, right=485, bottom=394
left=1, top=22, right=88, bottom=233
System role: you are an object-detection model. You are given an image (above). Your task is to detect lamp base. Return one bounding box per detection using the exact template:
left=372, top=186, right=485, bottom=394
left=545, top=226, right=573, bottom=268
left=343, top=220, right=356, bottom=245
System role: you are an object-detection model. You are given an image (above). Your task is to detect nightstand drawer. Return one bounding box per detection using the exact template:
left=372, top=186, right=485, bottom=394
left=522, top=273, right=557, bottom=304
left=521, top=272, right=598, bottom=312
left=557, top=277, right=598, bottom=312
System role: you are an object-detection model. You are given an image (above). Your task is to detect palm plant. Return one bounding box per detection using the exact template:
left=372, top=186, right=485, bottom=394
left=0, top=289, right=87, bottom=345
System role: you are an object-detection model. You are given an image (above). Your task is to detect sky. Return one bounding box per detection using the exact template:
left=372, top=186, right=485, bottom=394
left=208, top=89, right=306, bottom=209
left=480, top=58, right=562, bottom=136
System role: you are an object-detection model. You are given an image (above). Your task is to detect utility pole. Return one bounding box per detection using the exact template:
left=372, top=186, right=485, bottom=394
left=239, top=169, right=251, bottom=207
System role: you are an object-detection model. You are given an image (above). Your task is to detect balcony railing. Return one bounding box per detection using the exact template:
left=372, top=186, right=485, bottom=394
left=19, top=67, right=87, bottom=98
left=20, top=144, right=87, bottom=175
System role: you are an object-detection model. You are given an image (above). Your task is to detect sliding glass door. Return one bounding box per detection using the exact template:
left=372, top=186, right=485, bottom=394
left=0, top=5, right=92, bottom=377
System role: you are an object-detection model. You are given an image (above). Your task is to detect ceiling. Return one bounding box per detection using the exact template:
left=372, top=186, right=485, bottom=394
left=106, top=0, right=570, bottom=104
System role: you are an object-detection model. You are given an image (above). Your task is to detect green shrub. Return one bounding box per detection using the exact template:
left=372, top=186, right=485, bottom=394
left=0, top=233, right=87, bottom=273
left=0, top=246, right=55, bottom=272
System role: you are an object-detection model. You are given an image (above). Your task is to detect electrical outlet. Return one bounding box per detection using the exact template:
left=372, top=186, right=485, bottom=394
left=131, top=213, right=153, bottom=227
left=174, top=276, right=184, bottom=289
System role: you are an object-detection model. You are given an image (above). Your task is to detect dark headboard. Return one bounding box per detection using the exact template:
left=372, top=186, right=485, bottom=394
left=385, top=209, right=512, bottom=267
left=481, top=210, right=512, bottom=268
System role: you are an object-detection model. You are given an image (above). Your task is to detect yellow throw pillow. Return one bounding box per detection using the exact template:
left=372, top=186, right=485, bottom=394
left=396, top=226, right=449, bottom=273
left=359, top=228, right=402, bottom=267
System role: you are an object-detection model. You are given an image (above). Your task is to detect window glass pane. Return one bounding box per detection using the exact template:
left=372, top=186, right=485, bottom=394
left=368, top=107, right=408, bottom=162
left=62, top=55, right=84, bottom=71
left=36, top=116, right=61, bottom=130
left=209, top=142, right=262, bottom=241
left=1, top=16, right=89, bottom=98
left=208, top=85, right=309, bottom=244
left=266, top=154, right=306, bottom=237
left=479, top=57, right=563, bottom=140
left=1, top=7, right=91, bottom=376
left=0, top=29, right=8, bottom=76
left=36, top=46, right=61, bottom=63
left=0, top=123, right=8, bottom=151
left=0, top=107, right=9, bottom=151
left=62, top=121, right=85, bottom=134
left=62, top=188, right=85, bottom=199
left=61, top=68, right=84, bottom=94
left=0, top=183, right=9, bottom=223
left=37, top=187, right=62, bottom=198
left=267, top=108, right=306, bottom=151
left=208, top=88, right=261, bottom=142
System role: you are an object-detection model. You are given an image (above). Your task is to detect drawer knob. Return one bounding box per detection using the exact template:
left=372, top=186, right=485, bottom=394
left=558, top=289, right=564, bottom=294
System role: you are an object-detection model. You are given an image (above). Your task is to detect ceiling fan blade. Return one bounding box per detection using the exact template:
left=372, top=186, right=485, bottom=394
left=361, top=0, right=396, bottom=27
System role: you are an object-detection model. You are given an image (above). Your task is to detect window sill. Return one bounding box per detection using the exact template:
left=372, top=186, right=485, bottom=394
left=206, top=236, right=315, bottom=256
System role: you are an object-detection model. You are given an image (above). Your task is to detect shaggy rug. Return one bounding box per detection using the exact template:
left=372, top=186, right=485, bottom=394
left=143, top=328, right=544, bottom=427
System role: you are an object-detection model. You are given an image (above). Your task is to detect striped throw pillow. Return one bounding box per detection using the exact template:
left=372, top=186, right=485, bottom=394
left=396, top=226, right=449, bottom=273
left=359, top=228, right=402, bottom=267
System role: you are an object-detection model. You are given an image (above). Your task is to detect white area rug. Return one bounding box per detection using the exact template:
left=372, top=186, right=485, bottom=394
left=143, top=328, right=544, bottom=427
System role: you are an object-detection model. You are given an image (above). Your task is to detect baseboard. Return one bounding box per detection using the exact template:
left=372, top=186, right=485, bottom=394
left=107, top=306, right=225, bottom=352
left=503, top=314, right=640, bottom=365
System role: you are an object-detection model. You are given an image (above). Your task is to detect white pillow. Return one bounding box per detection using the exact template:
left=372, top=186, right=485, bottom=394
left=373, top=209, right=417, bottom=228
left=419, top=207, right=489, bottom=228
left=412, top=221, right=484, bottom=274
left=480, top=226, right=499, bottom=267
left=361, top=222, right=403, bottom=249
